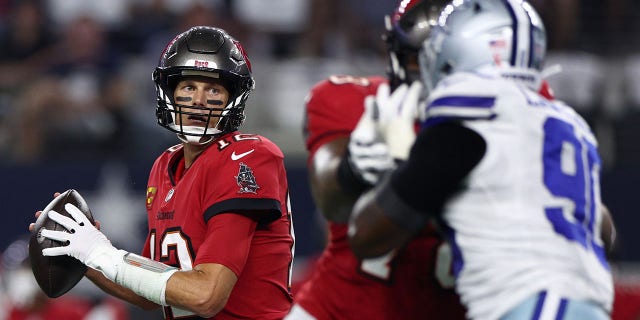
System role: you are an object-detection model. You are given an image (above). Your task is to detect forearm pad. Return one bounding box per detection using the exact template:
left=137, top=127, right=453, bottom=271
left=114, top=252, right=178, bottom=306
left=88, top=247, right=178, bottom=306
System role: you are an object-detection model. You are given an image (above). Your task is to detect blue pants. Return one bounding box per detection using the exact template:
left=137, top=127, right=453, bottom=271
left=501, top=291, right=609, bottom=320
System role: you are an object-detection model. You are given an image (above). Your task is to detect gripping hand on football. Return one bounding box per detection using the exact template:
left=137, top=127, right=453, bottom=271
left=39, top=202, right=177, bottom=305
left=40, top=203, right=124, bottom=280
left=373, top=81, right=422, bottom=160
left=347, top=93, right=395, bottom=186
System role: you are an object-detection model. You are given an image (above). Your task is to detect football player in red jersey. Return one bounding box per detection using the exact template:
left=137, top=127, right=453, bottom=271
left=285, top=1, right=466, bottom=319
left=30, top=26, right=294, bottom=319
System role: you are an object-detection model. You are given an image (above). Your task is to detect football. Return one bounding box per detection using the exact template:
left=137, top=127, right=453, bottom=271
left=29, top=189, right=95, bottom=298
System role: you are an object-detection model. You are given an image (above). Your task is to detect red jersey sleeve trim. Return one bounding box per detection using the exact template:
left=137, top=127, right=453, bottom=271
left=204, top=197, right=282, bottom=224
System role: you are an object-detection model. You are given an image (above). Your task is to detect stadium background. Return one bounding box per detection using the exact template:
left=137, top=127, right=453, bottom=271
left=0, top=0, right=638, bottom=319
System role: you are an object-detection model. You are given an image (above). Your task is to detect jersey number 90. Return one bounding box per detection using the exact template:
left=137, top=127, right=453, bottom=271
left=543, top=117, right=607, bottom=267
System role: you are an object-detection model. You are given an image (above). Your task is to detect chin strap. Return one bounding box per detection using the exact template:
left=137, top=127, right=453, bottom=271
left=177, top=133, right=214, bottom=145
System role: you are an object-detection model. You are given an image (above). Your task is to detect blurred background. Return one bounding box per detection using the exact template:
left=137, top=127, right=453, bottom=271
left=0, top=0, right=639, bottom=319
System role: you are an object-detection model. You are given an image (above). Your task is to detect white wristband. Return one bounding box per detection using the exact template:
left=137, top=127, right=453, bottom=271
left=85, top=245, right=178, bottom=306
left=114, top=252, right=179, bottom=306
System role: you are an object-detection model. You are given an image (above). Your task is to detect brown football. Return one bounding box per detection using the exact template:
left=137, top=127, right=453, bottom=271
left=29, top=189, right=95, bottom=298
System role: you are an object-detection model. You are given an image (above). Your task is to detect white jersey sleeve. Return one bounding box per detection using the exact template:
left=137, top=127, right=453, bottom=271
left=423, top=72, right=613, bottom=320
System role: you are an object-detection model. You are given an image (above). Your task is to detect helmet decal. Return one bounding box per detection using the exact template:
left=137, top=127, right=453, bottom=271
left=236, top=162, right=260, bottom=194
left=232, top=39, right=252, bottom=73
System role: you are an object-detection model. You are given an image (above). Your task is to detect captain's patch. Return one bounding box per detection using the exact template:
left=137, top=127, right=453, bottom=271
left=236, top=162, right=260, bottom=194
left=146, top=187, right=157, bottom=209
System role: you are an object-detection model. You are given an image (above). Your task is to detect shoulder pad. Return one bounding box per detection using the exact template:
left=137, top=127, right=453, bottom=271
left=423, top=73, right=499, bottom=127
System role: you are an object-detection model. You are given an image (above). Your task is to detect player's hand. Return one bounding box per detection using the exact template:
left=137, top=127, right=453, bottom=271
left=347, top=94, right=395, bottom=185
left=374, top=81, right=422, bottom=160
left=29, top=193, right=101, bottom=232
left=29, top=192, right=62, bottom=232
left=40, top=203, right=120, bottom=280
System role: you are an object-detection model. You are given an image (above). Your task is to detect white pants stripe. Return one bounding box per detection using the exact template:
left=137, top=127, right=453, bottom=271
left=534, top=291, right=567, bottom=320
left=501, top=291, right=609, bottom=320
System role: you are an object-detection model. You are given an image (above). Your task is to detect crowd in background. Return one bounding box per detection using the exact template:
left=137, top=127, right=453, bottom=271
left=1, top=0, right=640, bottom=318
left=0, top=0, right=638, bottom=167
left=0, top=0, right=395, bottom=164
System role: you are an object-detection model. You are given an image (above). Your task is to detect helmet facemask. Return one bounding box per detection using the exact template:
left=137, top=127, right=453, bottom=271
left=153, top=27, right=254, bottom=145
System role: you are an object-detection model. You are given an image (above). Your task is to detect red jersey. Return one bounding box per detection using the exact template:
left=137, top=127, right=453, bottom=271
left=144, top=132, right=294, bottom=319
left=298, top=75, right=466, bottom=319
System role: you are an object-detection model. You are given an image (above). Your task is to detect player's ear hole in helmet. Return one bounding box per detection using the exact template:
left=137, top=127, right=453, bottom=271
left=153, top=26, right=255, bottom=144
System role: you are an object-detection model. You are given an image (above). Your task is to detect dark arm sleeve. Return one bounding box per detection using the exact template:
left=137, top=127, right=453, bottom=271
left=376, top=122, right=487, bottom=224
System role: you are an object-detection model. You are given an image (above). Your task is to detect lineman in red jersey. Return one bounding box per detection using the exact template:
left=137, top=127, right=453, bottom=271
left=30, top=26, right=294, bottom=319
left=290, top=75, right=465, bottom=320
left=286, top=1, right=466, bottom=319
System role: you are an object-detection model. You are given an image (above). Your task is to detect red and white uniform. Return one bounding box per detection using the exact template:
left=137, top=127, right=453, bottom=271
left=144, top=132, right=294, bottom=320
left=297, top=75, right=466, bottom=319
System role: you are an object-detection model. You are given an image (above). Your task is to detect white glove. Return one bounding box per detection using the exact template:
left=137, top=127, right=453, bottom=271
left=41, top=203, right=124, bottom=280
left=347, top=95, right=395, bottom=185
left=374, top=81, right=422, bottom=160
left=41, top=203, right=177, bottom=305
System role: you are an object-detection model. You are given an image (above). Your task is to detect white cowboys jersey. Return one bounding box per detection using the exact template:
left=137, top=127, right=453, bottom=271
left=423, top=71, right=614, bottom=320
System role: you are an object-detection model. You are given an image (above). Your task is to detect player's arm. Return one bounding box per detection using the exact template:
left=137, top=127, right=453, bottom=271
left=161, top=212, right=258, bottom=317
left=309, top=137, right=366, bottom=223
left=37, top=204, right=255, bottom=318
left=309, top=93, right=402, bottom=223
left=29, top=207, right=161, bottom=310
left=83, top=257, right=237, bottom=316
left=85, top=267, right=159, bottom=310
left=164, top=263, right=237, bottom=316
left=349, top=122, right=486, bottom=259
left=305, top=79, right=393, bottom=223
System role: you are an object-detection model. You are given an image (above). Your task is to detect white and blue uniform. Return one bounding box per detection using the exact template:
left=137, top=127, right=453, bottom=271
left=422, top=70, right=613, bottom=320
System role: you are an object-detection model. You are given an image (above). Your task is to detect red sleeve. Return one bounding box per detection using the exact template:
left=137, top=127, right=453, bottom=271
left=194, top=212, right=258, bottom=276
left=203, top=135, right=286, bottom=223
left=304, top=75, right=386, bottom=158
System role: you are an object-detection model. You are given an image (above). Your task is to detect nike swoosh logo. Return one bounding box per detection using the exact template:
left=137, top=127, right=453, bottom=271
left=231, top=149, right=255, bottom=161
